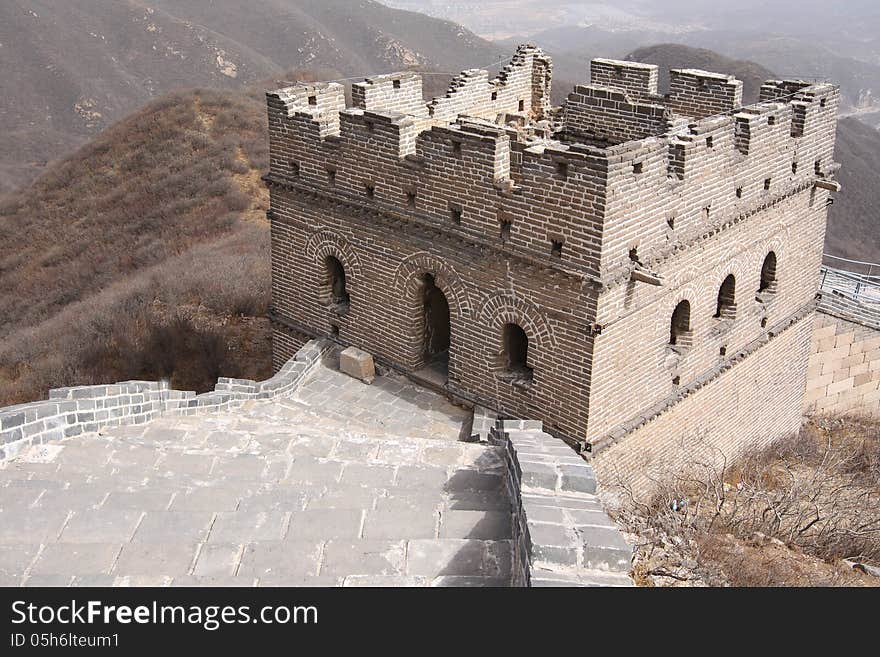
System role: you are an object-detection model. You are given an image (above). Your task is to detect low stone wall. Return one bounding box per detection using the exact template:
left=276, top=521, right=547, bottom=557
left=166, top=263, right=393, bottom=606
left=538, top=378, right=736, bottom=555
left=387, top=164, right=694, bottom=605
left=805, top=311, right=880, bottom=417
left=490, top=420, right=633, bottom=587
left=0, top=340, right=330, bottom=461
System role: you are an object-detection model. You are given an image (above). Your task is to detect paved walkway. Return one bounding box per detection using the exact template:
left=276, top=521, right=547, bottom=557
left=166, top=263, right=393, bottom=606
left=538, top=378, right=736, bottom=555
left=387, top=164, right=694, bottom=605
left=0, top=355, right=513, bottom=586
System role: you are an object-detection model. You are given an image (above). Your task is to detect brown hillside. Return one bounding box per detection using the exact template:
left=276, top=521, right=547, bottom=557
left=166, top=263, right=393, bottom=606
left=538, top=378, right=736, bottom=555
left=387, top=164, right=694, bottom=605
left=0, top=88, right=273, bottom=405
left=0, top=0, right=502, bottom=193
left=628, top=44, right=880, bottom=264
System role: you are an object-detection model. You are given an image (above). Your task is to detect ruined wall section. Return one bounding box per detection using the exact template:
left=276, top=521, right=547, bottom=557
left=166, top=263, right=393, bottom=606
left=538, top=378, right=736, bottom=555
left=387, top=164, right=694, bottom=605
left=427, top=45, right=552, bottom=125
left=265, top=83, right=611, bottom=279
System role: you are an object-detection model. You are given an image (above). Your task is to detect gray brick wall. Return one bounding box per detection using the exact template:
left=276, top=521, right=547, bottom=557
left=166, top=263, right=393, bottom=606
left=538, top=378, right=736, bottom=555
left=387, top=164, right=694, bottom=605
left=0, top=340, right=330, bottom=462
left=491, top=420, right=632, bottom=586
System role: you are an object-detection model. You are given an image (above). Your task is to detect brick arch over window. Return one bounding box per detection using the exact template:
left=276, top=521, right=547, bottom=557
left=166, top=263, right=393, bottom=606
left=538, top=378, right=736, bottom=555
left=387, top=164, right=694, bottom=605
left=304, top=230, right=364, bottom=289
left=478, top=294, right=556, bottom=351
left=714, top=274, right=737, bottom=319
left=391, top=252, right=471, bottom=319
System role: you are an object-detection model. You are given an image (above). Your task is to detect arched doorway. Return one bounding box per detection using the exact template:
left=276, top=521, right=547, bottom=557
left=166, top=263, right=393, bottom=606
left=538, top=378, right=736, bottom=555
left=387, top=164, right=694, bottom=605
left=413, top=274, right=451, bottom=387
left=502, top=323, right=533, bottom=382
left=419, top=273, right=450, bottom=383
left=325, top=255, right=350, bottom=310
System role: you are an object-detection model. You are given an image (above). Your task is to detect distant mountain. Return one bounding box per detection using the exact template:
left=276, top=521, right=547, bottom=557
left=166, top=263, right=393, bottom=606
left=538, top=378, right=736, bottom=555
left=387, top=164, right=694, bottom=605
left=0, top=0, right=502, bottom=193
left=506, top=22, right=880, bottom=123
left=628, top=44, right=880, bottom=264
left=625, top=45, right=774, bottom=102
left=680, top=33, right=880, bottom=114
left=828, top=117, right=880, bottom=263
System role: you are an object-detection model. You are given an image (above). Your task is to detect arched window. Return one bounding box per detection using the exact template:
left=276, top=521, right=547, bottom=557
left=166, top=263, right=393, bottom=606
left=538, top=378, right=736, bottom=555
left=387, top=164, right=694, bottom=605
left=670, top=300, right=692, bottom=348
left=759, top=252, right=777, bottom=294
left=325, top=255, right=350, bottom=310
left=715, top=274, right=737, bottom=319
left=503, top=323, right=533, bottom=380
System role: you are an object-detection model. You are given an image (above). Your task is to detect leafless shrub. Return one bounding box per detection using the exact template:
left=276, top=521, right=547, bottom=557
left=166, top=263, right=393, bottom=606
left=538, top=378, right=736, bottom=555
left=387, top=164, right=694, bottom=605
left=0, top=88, right=273, bottom=406
left=609, top=418, right=880, bottom=585
left=0, top=224, right=272, bottom=406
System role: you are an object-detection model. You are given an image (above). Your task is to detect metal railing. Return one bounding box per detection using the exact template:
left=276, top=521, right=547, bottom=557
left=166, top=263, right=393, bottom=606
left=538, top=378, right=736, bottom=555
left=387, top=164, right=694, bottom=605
left=819, top=254, right=880, bottom=306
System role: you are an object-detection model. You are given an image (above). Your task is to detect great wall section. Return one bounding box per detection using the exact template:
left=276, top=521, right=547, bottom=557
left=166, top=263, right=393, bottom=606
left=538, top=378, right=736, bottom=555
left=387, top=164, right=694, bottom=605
left=1, top=45, right=878, bottom=587
left=807, top=258, right=880, bottom=416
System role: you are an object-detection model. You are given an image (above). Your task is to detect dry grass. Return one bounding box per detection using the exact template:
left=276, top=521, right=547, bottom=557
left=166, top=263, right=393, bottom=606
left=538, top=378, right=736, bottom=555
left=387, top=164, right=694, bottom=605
left=0, top=88, right=273, bottom=404
left=611, top=416, right=880, bottom=587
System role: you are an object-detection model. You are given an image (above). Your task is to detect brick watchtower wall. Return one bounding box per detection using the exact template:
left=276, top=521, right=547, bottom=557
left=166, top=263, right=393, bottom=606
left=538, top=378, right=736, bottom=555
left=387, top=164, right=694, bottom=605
left=265, top=46, right=597, bottom=436
left=264, top=50, right=841, bottom=493
left=583, top=64, right=839, bottom=494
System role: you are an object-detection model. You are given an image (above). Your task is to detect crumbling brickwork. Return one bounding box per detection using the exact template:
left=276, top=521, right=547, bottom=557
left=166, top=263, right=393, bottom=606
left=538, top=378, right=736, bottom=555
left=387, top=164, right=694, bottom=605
left=265, top=47, right=841, bottom=481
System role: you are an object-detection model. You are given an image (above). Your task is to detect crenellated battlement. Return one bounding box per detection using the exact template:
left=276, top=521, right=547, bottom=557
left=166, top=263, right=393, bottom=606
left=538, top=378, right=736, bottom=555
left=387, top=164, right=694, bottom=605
left=265, top=47, right=839, bottom=281
left=352, top=72, right=427, bottom=117
left=668, top=68, right=743, bottom=118
left=590, top=58, right=659, bottom=98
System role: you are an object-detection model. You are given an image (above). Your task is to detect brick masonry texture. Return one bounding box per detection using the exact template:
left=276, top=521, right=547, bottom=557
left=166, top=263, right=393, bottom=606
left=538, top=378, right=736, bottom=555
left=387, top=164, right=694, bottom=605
left=0, top=340, right=330, bottom=462
left=805, top=311, right=880, bottom=417
left=265, top=45, right=842, bottom=491
left=490, top=420, right=632, bottom=586
left=592, top=311, right=814, bottom=497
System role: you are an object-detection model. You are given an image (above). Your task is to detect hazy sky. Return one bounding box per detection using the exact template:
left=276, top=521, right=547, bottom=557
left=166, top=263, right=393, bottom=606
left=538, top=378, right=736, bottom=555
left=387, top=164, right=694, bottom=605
left=384, top=1, right=880, bottom=42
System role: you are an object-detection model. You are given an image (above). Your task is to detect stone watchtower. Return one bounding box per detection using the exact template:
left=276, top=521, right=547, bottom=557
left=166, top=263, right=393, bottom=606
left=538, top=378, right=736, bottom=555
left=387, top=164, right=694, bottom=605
left=264, top=46, right=840, bottom=488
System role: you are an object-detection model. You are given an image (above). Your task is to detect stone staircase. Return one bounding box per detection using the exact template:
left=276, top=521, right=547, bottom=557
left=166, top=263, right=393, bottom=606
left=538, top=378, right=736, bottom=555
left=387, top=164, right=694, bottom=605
left=818, top=289, right=880, bottom=331
left=491, top=421, right=634, bottom=587
left=1, top=359, right=515, bottom=587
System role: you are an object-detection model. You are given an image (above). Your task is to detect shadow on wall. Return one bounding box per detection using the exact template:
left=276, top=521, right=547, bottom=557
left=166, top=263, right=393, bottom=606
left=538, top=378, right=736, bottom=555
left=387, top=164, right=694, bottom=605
left=439, top=449, right=514, bottom=585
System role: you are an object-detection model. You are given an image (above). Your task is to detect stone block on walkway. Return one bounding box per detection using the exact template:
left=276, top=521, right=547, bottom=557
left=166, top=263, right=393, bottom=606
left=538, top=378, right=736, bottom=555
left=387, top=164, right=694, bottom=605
left=339, top=347, right=375, bottom=384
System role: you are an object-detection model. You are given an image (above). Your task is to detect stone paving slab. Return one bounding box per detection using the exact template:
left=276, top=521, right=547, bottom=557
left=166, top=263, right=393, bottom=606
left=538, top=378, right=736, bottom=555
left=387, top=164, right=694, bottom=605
left=30, top=543, right=121, bottom=577
left=0, top=357, right=512, bottom=587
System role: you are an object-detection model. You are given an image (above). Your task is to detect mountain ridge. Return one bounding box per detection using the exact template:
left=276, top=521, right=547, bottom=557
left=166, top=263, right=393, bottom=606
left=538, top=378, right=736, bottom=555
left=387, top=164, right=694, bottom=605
left=0, top=0, right=502, bottom=193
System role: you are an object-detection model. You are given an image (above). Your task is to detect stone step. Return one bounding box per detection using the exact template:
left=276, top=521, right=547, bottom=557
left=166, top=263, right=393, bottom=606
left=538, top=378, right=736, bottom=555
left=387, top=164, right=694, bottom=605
left=344, top=534, right=513, bottom=579
left=530, top=568, right=633, bottom=587
left=19, top=539, right=515, bottom=587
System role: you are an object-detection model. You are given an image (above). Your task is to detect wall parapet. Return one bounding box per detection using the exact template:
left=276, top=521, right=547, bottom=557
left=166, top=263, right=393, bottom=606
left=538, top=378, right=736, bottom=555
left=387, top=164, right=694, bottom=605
left=267, top=47, right=839, bottom=281
left=491, top=419, right=633, bottom=587
left=0, top=340, right=331, bottom=461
